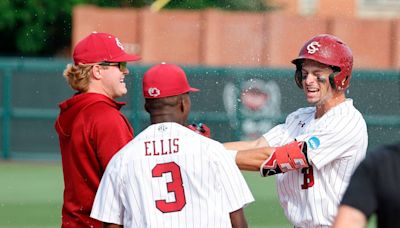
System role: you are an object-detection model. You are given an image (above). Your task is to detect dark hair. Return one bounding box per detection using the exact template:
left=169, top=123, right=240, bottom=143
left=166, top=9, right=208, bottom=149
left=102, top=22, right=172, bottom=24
left=145, top=93, right=189, bottom=114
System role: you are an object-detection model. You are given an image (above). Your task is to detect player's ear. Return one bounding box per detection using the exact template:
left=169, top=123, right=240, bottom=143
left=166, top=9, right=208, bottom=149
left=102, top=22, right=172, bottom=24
left=144, top=101, right=150, bottom=113
left=179, top=94, right=191, bottom=125
left=91, top=65, right=102, bottom=79
left=180, top=94, right=191, bottom=113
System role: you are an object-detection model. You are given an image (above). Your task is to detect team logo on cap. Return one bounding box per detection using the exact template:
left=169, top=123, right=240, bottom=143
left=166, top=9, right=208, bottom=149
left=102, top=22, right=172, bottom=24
left=148, top=87, right=161, bottom=97
left=307, top=41, right=321, bottom=54
left=115, top=38, right=125, bottom=50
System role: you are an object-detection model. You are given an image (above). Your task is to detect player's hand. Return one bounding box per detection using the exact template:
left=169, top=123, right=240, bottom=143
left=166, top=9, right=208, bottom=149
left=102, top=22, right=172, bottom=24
left=260, top=141, right=309, bottom=177
left=187, top=123, right=211, bottom=138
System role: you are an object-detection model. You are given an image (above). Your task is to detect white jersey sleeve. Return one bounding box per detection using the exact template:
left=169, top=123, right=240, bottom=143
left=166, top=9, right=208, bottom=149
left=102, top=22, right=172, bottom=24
left=297, top=113, right=367, bottom=169
left=90, top=152, right=125, bottom=224
left=211, top=143, right=255, bottom=212
left=262, top=123, right=288, bottom=146
left=263, top=100, right=368, bottom=170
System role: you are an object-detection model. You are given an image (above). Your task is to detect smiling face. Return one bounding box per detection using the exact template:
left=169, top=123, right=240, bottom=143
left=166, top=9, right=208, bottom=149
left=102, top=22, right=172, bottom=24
left=300, top=59, right=336, bottom=106
left=97, top=63, right=130, bottom=99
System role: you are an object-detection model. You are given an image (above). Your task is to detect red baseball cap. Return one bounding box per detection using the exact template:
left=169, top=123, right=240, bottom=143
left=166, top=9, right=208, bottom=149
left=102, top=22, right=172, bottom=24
left=143, top=63, right=199, bottom=99
left=73, top=32, right=141, bottom=64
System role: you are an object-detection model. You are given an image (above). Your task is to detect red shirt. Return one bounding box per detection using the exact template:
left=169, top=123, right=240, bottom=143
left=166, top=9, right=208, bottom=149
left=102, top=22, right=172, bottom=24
left=55, top=93, right=134, bottom=227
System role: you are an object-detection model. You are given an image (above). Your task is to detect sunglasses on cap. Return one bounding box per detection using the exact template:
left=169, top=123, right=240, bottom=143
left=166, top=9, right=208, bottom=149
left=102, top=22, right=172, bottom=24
left=98, top=62, right=128, bottom=72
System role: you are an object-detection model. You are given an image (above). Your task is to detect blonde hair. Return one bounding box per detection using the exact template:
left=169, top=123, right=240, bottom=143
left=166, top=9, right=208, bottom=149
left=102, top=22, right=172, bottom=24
left=63, top=63, right=93, bottom=92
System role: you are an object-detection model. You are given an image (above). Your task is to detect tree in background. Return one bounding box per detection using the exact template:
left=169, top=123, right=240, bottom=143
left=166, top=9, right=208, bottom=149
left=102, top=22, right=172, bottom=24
left=0, top=0, right=80, bottom=56
left=159, top=0, right=269, bottom=11
left=0, top=0, right=270, bottom=56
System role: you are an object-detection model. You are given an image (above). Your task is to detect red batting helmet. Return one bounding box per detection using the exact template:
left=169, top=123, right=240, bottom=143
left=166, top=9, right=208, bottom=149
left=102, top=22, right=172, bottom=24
left=292, top=34, right=353, bottom=90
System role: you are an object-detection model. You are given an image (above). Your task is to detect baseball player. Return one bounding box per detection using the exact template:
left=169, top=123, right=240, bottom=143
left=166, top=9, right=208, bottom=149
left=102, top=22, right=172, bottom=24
left=55, top=32, right=140, bottom=227
left=225, top=34, right=368, bottom=227
left=91, top=63, right=254, bottom=228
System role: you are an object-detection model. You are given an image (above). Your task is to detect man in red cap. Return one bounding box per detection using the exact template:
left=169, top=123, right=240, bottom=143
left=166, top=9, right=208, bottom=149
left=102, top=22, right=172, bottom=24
left=90, top=63, right=254, bottom=228
left=55, top=32, right=141, bottom=227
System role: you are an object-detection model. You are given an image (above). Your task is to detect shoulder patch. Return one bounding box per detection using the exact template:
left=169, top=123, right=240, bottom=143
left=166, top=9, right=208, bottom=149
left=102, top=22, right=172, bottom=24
left=307, top=136, right=320, bottom=150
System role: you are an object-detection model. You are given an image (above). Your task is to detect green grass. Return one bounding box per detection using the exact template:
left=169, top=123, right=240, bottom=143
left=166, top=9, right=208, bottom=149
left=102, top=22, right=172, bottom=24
left=0, top=162, right=375, bottom=228
left=0, top=162, right=63, bottom=228
left=242, top=171, right=292, bottom=228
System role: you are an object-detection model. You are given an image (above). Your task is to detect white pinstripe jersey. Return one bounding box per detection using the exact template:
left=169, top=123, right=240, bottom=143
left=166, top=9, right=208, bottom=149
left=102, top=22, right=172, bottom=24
left=91, top=122, right=254, bottom=227
left=263, top=99, right=368, bottom=228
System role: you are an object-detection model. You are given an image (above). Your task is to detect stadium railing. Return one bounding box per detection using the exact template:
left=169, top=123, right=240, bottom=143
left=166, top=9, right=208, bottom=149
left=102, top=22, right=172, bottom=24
left=0, top=57, right=399, bottom=160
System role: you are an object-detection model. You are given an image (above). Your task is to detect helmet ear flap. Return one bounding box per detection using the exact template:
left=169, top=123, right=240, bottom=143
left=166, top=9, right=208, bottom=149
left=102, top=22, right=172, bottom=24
left=294, top=65, right=303, bottom=89
left=329, top=73, right=337, bottom=89
left=328, top=66, right=341, bottom=90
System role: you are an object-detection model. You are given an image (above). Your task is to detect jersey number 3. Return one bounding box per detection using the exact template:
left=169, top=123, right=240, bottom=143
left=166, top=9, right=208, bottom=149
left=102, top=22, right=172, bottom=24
left=301, top=166, right=314, bottom=189
left=152, top=162, right=186, bottom=213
